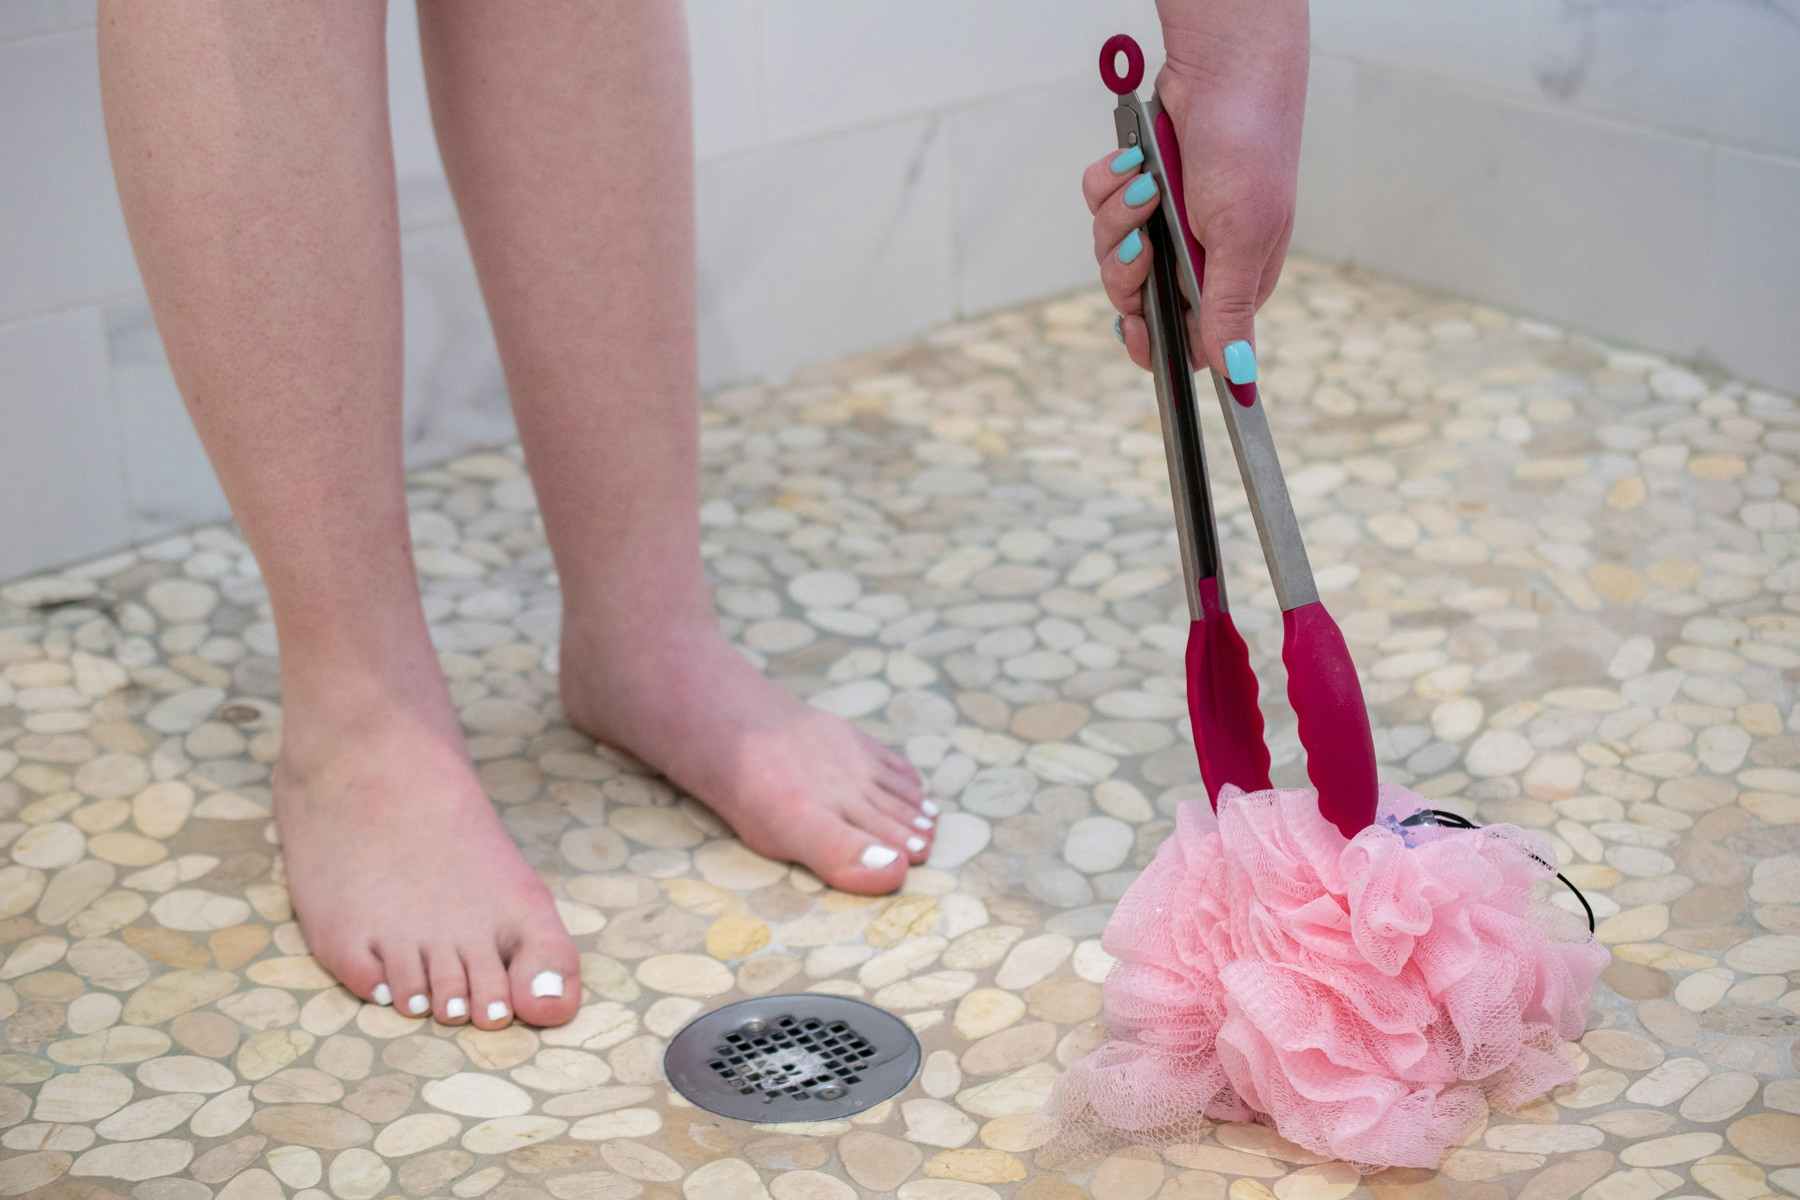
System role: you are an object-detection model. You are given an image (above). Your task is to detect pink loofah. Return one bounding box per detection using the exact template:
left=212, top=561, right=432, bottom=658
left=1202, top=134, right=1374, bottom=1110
left=1052, top=785, right=1609, bottom=1169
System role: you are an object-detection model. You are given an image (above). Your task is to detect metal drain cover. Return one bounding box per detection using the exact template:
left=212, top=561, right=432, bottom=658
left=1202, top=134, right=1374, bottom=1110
left=664, top=995, right=921, bottom=1122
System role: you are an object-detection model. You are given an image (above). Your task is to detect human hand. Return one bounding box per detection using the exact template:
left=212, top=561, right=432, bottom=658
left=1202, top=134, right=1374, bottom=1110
left=1084, top=0, right=1308, bottom=384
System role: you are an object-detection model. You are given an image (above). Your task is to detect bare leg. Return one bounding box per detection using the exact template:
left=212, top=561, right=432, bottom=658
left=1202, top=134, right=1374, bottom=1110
left=416, top=2, right=930, bottom=892
left=98, top=0, right=577, bottom=1027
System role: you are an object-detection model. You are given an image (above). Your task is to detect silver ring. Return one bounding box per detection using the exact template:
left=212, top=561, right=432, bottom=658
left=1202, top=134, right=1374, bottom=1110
left=1112, top=314, right=1124, bottom=344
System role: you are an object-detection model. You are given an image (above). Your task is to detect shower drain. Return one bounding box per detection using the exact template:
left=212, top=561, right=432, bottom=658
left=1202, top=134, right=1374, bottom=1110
left=664, top=995, right=921, bottom=1122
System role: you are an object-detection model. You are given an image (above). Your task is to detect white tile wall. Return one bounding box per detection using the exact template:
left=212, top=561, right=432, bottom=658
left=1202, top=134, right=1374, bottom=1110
left=761, top=0, right=1161, bottom=143
left=0, top=0, right=92, bottom=43
left=399, top=224, right=514, bottom=466
left=1344, top=64, right=1713, bottom=360
left=948, top=79, right=1109, bottom=316
left=0, top=308, right=130, bottom=579
left=690, top=0, right=769, bottom=161
left=697, top=114, right=954, bottom=386
left=105, top=301, right=229, bottom=543
left=1707, top=148, right=1800, bottom=391
left=1289, top=54, right=1358, bottom=264
left=0, top=29, right=139, bottom=322
left=1311, top=0, right=1800, bottom=160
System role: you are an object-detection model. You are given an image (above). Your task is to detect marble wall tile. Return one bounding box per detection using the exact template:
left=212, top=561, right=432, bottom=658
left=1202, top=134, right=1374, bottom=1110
left=1290, top=53, right=1359, bottom=264
left=1348, top=63, right=1712, bottom=361
left=761, top=0, right=1162, bottom=144
left=0, top=0, right=92, bottom=43
left=0, top=29, right=139, bottom=323
left=104, top=301, right=230, bottom=543
left=689, top=0, right=768, bottom=161
left=696, top=114, right=954, bottom=386
left=387, top=0, right=457, bottom=232
left=1706, top=147, right=1800, bottom=392
left=399, top=224, right=514, bottom=468
left=0, top=308, right=130, bottom=578
left=948, top=79, right=1108, bottom=317
left=1312, top=0, right=1800, bottom=160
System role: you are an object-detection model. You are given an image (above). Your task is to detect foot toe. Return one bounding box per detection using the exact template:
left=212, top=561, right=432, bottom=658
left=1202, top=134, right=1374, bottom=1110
left=867, top=790, right=933, bottom=861
left=463, top=945, right=514, bottom=1029
left=319, top=943, right=387, bottom=1006
left=426, top=943, right=471, bottom=1025
left=375, top=942, right=431, bottom=1018
left=805, top=815, right=907, bottom=896
left=506, top=927, right=581, bottom=1028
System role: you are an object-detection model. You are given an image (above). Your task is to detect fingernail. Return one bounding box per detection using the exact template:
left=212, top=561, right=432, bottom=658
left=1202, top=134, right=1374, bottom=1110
left=1116, top=229, right=1143, bottom=264
left=445, top=997, right=468, bottom=1020
left=921, top=799, right=940, bottom=817
left=913, top=815, right=933, bottom=830
left=1112, top=314, right=1125, bottom=343
left=371, top=983, right=392, bottom=1006
left=1224, top=339, right=1258, bottom=384
left=1124, top=174, right=1158, bottom=206
left=486, top=1000, right=510, bottom=1022
left=406, top=994, right=429, bottom=1015
left=906, top=836, right=926, bottom=854
left=860, top=845, right=899, bottom=869
left=530, top=971, right=564, bottom=999
left=1109, top=145, right=1144, bottom=174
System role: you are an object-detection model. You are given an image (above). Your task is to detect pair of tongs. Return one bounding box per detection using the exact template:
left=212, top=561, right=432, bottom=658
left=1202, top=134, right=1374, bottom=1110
left=1099, top=34, right=1377, bottom=838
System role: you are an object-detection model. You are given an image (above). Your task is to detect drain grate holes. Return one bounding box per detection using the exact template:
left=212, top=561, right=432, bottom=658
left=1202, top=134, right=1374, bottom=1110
left=708, top=1016, right=879, bottom=1102
left=665, top=995, right=921, bottom=1122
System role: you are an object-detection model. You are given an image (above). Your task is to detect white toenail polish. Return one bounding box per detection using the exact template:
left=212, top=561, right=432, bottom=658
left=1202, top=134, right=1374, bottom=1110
left=922, top=800, right=940, bottom=817
left=446, top=998, right=468, bottom=1019
left=407, top=994, right=429, bottom=1015
left=530, top=971, right=564, bottom=999
left=913, top=816, right=933, bottom=830
left=371, top=983, right=392, bottom=1006
left=906, top=836, right=926, bottom=854
left=487, top=1001, right=510, bottom=1022
left=861, top=845, right=899, bottom=869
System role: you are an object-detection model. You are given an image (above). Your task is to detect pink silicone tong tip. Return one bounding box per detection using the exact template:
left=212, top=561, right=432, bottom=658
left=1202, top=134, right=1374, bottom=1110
left=1186, top=579, right=1273, bottom=807
left=1281, top=601, right=1378, bottom=837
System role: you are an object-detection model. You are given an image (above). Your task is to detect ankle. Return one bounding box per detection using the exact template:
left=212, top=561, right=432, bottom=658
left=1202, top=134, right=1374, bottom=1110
left=277, top=657, right=461, bottom=775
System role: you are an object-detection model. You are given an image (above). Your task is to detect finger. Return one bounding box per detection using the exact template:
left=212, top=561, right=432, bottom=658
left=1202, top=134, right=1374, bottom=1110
left=1120, top=313, right=1152, bottom=371
left=1080, top=144, right=1147, bottom=214
left=1092, top=169, right=1162, bottom=261
left=1098, top=228, right=1152, bottom=317
left=1193, top=220, right=1272, bottom=387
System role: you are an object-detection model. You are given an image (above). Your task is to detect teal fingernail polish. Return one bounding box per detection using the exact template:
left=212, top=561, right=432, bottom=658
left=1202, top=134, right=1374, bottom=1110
left=1223, top=340, right=1258, bottom=384
left=1117, top=229, right=1143, bottom=264
left=1124, top=174, right=1158, bottom=206
left=1110, top=145, right=1144, bottom=174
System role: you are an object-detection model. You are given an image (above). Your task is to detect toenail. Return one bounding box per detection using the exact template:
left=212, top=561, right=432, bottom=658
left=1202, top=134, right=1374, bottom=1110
left=406, top=994, right=429, bottom=1015
left=445, top=998, right=468, bottom=1020
left=371, top=983, right=392, bottom=1006
left=487, top=1001, right=510, bottom=1022
left=861, top=845, right=899, bottom=869
left=530, top=971, right=564, bottom=999
left=913, top=816, right=933, bottom=830
left=922, top=800, right=940, bottom=816
left=906, top=836, right=926, bottom=854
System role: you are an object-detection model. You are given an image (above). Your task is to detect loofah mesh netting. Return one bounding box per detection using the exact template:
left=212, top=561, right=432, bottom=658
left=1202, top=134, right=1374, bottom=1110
left=1050, top=784, right=1609, bottom=1170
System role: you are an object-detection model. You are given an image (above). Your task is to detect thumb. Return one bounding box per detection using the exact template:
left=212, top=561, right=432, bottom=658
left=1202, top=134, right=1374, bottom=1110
left=1194, top=234, right=1264, bottom=395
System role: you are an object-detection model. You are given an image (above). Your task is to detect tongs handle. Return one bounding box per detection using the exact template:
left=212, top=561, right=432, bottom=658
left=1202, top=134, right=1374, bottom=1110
left=1101, top=33, right=1377, bottom=837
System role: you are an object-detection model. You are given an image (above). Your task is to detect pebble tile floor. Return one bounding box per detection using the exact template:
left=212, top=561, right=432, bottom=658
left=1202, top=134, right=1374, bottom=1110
left=3, top=260, right=1799, bottom=1200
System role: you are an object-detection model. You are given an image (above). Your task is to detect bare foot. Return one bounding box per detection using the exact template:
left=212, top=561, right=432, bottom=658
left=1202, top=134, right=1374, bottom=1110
left=274, top=685, right=579, bottom=1028
left=560, top=619, right=932, bottom=894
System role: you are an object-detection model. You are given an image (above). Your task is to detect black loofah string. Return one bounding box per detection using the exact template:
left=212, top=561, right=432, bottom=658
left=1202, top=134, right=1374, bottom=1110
left=1398, top=808, right=1596, bottom=934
